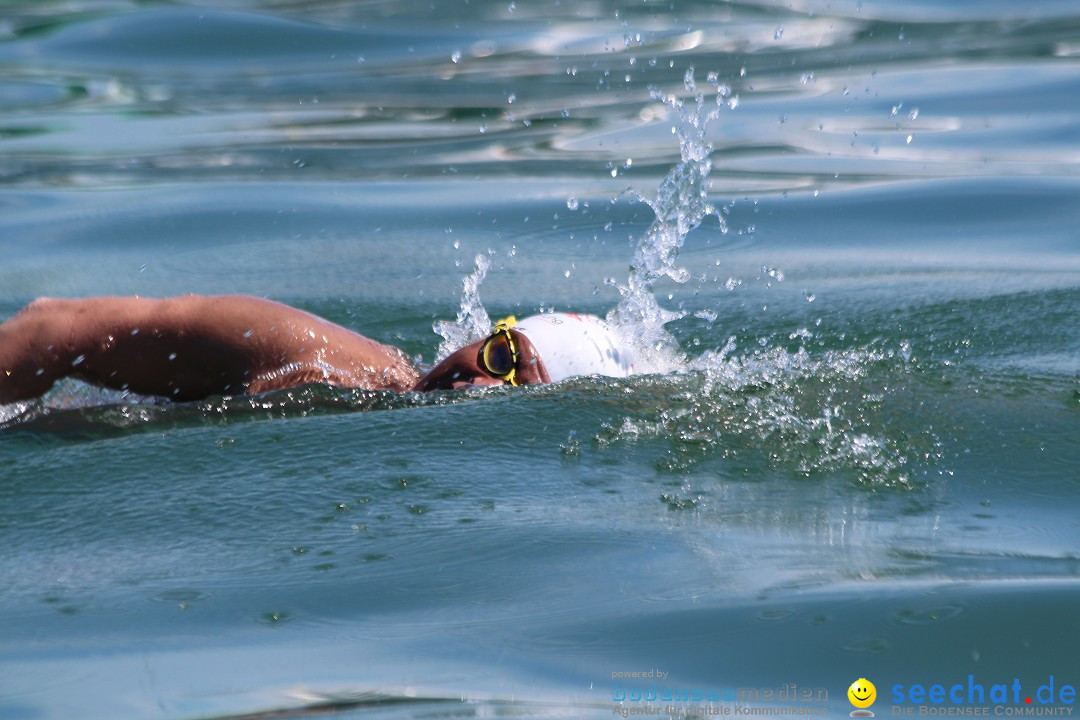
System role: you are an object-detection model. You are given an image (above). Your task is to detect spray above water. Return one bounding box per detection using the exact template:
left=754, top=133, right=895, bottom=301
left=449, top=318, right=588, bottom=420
left=432, top=252, right=494, bottom=364
left=610, top=68, right=728, bottom=330
left=430, top=68, right=928, bottom=488
left=593, top=69, right=929, bottom=488
left=433, top=68, right=732, bottom=373
left=603, top=67, right=735, bottom=372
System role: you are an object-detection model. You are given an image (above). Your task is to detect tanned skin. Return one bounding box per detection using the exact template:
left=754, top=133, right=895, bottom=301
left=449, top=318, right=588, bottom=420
left=412, top=330, right=549, bottom=391
left=0, top=295, right=548, bottom=404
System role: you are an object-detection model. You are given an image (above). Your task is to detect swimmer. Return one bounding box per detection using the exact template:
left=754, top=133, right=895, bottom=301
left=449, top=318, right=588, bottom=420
left=0, top=295, right=634, bottom=404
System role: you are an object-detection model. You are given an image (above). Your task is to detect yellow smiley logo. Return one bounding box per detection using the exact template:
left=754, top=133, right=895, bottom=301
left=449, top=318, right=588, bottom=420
left=848, top=678, right=877, bottom=714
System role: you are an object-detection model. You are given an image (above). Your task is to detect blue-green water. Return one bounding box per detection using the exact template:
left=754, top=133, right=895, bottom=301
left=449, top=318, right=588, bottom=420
left=1, top=2, right=1079, bottom=719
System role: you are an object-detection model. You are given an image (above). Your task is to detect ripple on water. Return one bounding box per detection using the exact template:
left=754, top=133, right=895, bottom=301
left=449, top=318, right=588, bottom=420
left=0, top=80, right=70, bottom=109
left=841, top=636, right=891, bottom=654
left=892, top=604, right=965, bottom=626
left=151, top=588, right=209, bottom=610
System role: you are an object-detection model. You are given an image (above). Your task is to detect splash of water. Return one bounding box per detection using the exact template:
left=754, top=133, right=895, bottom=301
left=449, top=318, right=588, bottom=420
left=432, top=253, right=494, bottom=363
left=433, top=69, right=730, bottom=373
left=584, top=70, right=933, bottom=488
left=596, top=344, right=934, bottom=489
left=606, top=68, right=730, bottom=371
left=622, top=68, right=727, bottom=315
left=426, top=70, right=934, bottom=489
left=0, top=399, right=34, bottom=427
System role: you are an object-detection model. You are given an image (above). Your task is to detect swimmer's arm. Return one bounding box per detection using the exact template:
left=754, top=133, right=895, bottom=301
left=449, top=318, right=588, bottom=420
left=0, top=295, right=420, bottom=403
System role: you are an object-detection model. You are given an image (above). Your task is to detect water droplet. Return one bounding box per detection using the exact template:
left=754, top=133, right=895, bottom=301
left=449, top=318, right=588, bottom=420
left=560, top=430, right=581, bottom=457
left=774, top=26, right=784, bottom=40
left=566, top=197, right=579, bottom=211
left=168, top=353, right=178, bottom=361
left=71, top=354, right=86, bottom=367
left=451, top=49, right=462, bottom=63
left=243, top=329, right=253, bottom=338
left=260, top=611, right=292, bottom=626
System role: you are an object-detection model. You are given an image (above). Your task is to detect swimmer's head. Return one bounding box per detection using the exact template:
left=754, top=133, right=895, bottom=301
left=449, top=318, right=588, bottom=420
left=412, top=312, right=634, bottom=392
left=511, top=313, right=634, bottom=382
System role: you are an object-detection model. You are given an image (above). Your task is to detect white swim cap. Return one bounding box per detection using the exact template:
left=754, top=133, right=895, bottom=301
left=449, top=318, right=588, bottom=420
left=513, top=313, right=635, bottom=383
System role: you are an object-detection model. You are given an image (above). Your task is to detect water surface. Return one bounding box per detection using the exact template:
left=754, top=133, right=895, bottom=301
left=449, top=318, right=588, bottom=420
left=1, top=1, right=1078, bottom=719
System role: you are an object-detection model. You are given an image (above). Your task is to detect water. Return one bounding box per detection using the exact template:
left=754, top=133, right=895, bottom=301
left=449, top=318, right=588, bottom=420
left=2, top=1, right=1079, bottom=719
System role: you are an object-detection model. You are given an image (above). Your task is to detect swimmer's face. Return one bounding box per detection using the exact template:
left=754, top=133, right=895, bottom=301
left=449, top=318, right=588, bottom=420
left=412, top=329, right=549, bottom=392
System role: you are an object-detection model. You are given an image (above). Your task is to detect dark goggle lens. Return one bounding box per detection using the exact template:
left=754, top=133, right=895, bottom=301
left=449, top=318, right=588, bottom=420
left=483, top=334, right=516, bottom=375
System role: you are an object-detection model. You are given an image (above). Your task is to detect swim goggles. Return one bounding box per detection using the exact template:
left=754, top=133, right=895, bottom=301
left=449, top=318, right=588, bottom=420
left=479, top=316, right=520, bottom=386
